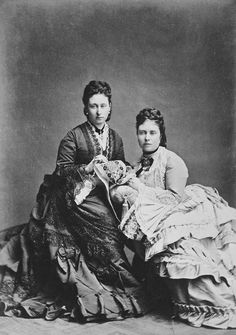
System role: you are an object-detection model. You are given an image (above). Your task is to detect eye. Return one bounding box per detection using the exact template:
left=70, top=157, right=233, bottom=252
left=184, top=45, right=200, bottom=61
left=138, top=130, right=145, bottom=135
left=101, top=104, right=107, bottom=108
left=89, top=104, right=96, bottom=109
left=150, top=131, right=157, bottom=135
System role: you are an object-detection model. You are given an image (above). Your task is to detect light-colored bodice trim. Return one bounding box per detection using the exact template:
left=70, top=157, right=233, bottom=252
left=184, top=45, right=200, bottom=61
left=137, top=146, right=167, bottom=189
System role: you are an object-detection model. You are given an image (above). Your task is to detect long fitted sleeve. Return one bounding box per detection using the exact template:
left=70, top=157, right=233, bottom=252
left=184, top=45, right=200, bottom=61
left=55, top=123, right=126, bottom=177
left=165, top=151, right=188, bottom=198
left=56, top=130, right=78, bottom=169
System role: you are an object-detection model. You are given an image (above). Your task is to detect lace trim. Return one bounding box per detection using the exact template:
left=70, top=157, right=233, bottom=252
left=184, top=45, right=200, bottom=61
left=85, top=122, right=110, bottom=159
left=44, top=229, right=75, bottom=247
left=14, top=274, right=39, bottom=300
left=121, top=210, right=144, bottom=241
left=0, top=278, right=16, bottom=296
left=0, top=274, right=38, bottom=301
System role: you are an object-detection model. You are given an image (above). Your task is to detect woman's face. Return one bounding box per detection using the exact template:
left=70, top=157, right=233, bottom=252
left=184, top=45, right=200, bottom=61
left=86, top=93, right=111, bottom=128
left=137, top=119, right=161, bottom=154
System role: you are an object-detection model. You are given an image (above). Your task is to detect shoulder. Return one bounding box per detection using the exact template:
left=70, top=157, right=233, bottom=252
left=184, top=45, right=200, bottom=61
left=58, top=123, right=87, bottom=149
left=62, top=122, right=86, bottom=139
left=166, top=148, right=186, bottom=164
left=71, top=122, right=87, bottom=135
left=109, top=127, right=123, bottom=142
left=165, top=148, right=189, bottom=176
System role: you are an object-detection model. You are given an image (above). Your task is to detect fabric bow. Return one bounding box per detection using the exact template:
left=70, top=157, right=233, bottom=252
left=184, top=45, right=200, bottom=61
left=136, top=157, right=154, bottom=177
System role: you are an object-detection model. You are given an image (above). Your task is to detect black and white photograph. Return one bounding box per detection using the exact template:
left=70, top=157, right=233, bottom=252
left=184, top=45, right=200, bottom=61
left=0, top=0, right=235, bottom=334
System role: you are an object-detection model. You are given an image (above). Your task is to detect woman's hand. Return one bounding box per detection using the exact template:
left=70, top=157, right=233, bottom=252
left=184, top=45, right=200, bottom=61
left=127, top=176, right=144, bottom=192
left=85, top=155, right=108, bottom=174
left=93, top=154, right=108, bottom=164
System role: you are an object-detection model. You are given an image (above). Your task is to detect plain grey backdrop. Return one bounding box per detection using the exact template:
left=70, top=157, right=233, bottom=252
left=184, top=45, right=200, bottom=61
left=0, top=0, right=235, bottom=229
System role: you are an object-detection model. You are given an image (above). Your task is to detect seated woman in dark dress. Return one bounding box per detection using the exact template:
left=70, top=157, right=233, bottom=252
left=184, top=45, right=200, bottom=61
left=115, top=107, right=236, bottom=329
left=0, top=81, right=147, bottom=322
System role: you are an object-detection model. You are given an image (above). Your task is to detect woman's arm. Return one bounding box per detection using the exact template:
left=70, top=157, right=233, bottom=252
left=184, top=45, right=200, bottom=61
left=127, top=151, right=188, bottom=204
left=165, top=151, right=189, bottom=199
left=55, top=130, right=89, bottom=178
left=115, top=138, right=125, bottom=161
left=110, top=130, right=126, bottom=162
left=56, top=130, right=77, bottom=171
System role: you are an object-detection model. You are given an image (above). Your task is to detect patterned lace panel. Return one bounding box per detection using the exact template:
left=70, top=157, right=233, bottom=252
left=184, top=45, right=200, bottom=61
left=14, top=275, right=39, bottom=300
left=0, top=275, right=16, bottom=296
left=96, top=160, right=127, bottom=184
left=67, top=211, right=124, bottom=264
left=0, top=265, right=40, bottom=301
left=29, top=220, right=125, bottom=292
left=31, top=190, right=124, bottom=265
left=121, top=210, right=144, bottom=241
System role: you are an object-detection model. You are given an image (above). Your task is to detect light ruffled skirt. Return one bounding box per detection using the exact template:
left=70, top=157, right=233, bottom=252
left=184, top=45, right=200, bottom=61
left=118, top=184, right=236, bottom=328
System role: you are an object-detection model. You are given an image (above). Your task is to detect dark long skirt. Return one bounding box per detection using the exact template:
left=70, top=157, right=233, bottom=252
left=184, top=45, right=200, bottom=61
left=0, top=174, right=147, bottom=322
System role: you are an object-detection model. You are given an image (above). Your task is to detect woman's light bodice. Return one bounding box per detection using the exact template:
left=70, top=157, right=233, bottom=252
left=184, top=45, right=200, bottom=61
left=137, top=146, right=167, bottom=190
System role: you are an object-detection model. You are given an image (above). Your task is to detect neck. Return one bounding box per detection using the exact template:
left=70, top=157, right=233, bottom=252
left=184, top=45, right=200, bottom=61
left=143, top=146, right=159, bottom=157
left=95, top=124, right=105, bottom=130
left=88, top=120, right=106, bottom=130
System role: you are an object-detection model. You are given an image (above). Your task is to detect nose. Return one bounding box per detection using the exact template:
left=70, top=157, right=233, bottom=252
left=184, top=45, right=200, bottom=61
left=145, top=133, right=151, bottom=141
left=96, top=106, right=102, bottom=115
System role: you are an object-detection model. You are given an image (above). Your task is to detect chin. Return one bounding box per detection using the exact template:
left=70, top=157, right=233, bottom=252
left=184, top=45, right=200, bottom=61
left=143, top=147, right=154, bottom=153
left=143, top=146, right=159, bottom=155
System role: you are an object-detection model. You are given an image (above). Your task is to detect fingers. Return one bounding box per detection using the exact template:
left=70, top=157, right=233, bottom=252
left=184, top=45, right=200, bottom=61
left=118, top=174, right=134, bottom=185
left=93, top=155, right=108, bottom=164
left=127, top=177, right=137, bottom=188
left=128, top=176, right=137, bottom=184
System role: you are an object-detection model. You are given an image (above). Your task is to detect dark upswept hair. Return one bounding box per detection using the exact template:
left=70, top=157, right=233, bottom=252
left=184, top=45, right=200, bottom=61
left=136, top=108, right=167, bottom=147
left=82, top=80, right=112, bottom=121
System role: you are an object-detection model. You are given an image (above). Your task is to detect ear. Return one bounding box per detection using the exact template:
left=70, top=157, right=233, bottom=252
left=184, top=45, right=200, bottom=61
left=84, top=107, right=88, bottom=116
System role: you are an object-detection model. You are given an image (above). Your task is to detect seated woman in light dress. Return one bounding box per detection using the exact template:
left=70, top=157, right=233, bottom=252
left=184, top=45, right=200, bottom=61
left=113, top=107, right=236, bottom=329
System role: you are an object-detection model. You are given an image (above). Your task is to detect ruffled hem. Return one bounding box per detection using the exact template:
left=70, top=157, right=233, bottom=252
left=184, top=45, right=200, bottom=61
left=145, top=198, right=236, bottom=252
left=172, top=301, right=236, bottom=329
left=152, top=257, right=234, bottom=286
left=145, top=221, right=219, bottom=260
left=120, top=184, right=236, bottom=263
left=150, top=238, right=236, bottom=285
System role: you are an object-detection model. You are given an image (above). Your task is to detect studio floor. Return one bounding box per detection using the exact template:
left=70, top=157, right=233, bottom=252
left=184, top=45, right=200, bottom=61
left=0, top=307, right=235, bottom=335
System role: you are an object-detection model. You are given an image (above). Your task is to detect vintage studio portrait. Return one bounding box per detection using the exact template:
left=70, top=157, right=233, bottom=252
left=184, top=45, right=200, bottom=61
left=0, top=0, right=235, bottom=334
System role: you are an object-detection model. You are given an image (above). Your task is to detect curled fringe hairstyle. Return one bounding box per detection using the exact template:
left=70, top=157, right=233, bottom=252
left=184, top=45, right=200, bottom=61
left=136, top=107, right=167, bottom=147
left=82, top=80, right=112, bottom=121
